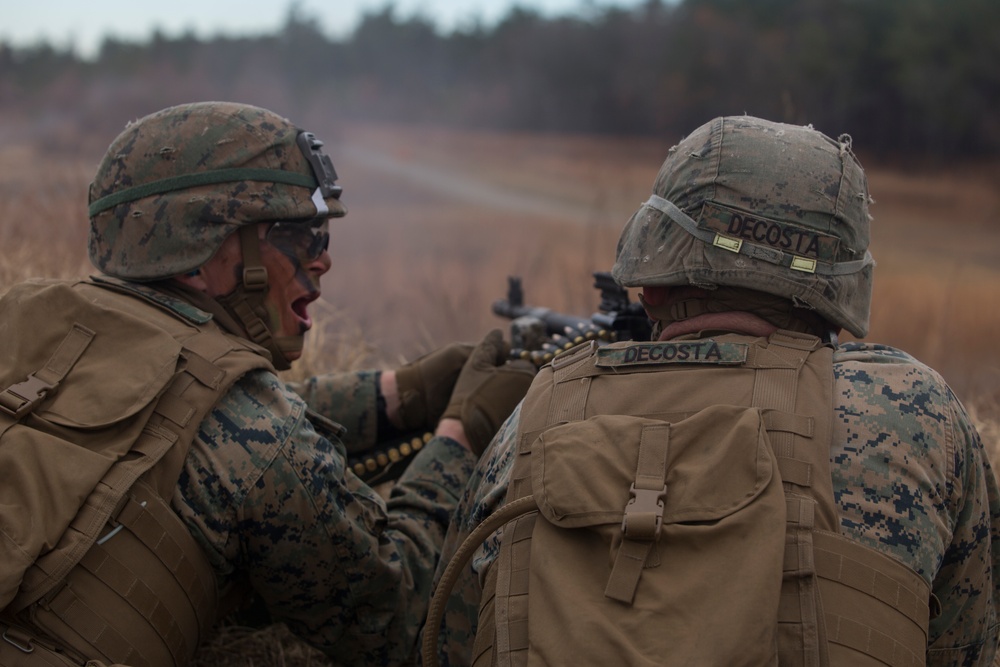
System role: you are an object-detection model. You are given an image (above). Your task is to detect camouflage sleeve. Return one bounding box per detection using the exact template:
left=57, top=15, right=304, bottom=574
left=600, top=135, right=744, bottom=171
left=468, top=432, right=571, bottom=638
left=176, top=369, right=478, bottom=664
left=926, top=388, right=1000, bottom=666
left=286, top=370, right=379, bottom=453
left=833, top=344, right=1000, bottom=666
left=421, top=404, right=522, bottom=667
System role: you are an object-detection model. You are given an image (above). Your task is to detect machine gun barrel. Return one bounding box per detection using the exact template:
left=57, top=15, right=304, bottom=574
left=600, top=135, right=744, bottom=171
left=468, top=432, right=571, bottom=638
left=493, top=273, right=652, bottom=366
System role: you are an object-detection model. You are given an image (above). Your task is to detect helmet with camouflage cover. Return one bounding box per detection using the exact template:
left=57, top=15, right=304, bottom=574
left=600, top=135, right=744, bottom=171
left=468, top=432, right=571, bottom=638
left=88, top=101, right=346, bottom=280
left=88, top=101, right=346, bottom=370
left=612, top=115, right=875, bottom=338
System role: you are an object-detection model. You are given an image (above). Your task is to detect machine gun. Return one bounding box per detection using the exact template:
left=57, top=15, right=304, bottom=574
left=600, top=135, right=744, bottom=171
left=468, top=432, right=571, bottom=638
left=347, top=271, right=652, bottom=484
left=492, top=271, right=652, bottom=365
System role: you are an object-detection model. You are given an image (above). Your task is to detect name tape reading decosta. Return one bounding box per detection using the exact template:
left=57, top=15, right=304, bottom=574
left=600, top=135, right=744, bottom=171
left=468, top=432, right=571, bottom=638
left=697, top=201, right=841, bottom=262
left=596, top=341, right=748, bottom=367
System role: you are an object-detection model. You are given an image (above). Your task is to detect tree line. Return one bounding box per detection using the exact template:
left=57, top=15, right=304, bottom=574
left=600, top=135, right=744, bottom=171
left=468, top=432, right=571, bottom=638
left=1, top=0, right=997, bottom=158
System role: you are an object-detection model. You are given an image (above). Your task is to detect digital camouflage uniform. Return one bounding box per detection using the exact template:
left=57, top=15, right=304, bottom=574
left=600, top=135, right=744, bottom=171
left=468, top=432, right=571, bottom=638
left=163, top=287, right=478, bottom=662
left=422, top=116, right=1000, bottom=666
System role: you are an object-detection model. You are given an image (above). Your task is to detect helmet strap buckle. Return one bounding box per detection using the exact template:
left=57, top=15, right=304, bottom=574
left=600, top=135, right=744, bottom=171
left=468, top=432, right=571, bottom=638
left=238, top=225, right=269, bottom=291
left=242, top=266, right=268, bottom=291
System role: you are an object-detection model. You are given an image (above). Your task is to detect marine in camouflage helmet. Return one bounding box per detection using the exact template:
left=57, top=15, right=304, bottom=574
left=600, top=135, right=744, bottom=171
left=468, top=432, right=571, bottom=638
left=88, top=101, right=346, bottom=279
left=612, top=115, right=875, bottom=338
left=423, top=116, right=999, bottom=666
left=87, top=102, right=347, bottom=369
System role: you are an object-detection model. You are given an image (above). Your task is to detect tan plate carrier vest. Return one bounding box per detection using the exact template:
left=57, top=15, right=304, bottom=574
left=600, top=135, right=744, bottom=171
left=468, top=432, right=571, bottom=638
left=425, top=331, right=932, bottom=667
left=0, top=278, right=272, bottom=667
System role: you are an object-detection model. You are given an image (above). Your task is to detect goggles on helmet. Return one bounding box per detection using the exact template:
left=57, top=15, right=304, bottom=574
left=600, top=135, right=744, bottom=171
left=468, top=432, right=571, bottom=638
left=266, top=218, right=330, bottom=264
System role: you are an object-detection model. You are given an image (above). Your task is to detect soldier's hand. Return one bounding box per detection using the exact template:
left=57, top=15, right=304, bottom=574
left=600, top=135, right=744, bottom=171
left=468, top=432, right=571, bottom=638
left=395, top=342, right=475, bottom=432
left=441, top=329, right=536, bottom=455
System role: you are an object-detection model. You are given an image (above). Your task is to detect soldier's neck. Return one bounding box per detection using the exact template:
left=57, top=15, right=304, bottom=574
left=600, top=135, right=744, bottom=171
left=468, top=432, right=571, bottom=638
left=657, top=312, right=778, bottom=341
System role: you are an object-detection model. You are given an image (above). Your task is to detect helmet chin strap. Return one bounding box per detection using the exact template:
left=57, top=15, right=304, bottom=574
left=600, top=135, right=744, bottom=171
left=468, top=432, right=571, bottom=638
left=216, top=225, right=302, bottom=371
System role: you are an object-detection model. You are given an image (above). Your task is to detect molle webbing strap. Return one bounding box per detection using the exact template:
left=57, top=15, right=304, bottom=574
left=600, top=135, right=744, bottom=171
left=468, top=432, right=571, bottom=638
left=65, top=334, right=250, bottom=667
left=493, top=513, right=536, bottom=667
left=12, top=417, right=179, bottom=613
left=142, top=331, right=238, bottom=496
left=470, top=357, right=591, bottom=667
left=119, top=484, right=215, bottom=633
left=0, top=323, right=94, bottom=429
left=12, top=331, right=236, bottom=613
left=813, top=533, right=927, bottom=639
left=781, top=496, right=829, bottom=667
left=814, top=531, right=928, bottom=667
left=422, top=496, right=539, bottom=667
left=40, top=582, right=151, bottom=667
left=38, top=480, right=216, bottom=667
left=764, top=410, right=816, bottom=488
left=508, top=346, right=592, bottom=503
left=493, top=351, right=593, bottom=665
left=78, top=547, right=191, bottom=665
left=473, top=566, right=500, bottom=667
left=605, top=423, right=669, bottom=603
left=751, top=332, right=831, bottom=667
left=17, top=323, right=265, bottom=667
left=824, top=613, right=921, bottom=667
left=750, top=331, right=815, bottom=458
left=421, top=360, right=570, bottom=667
left=756, top=331, right=931, bottom=666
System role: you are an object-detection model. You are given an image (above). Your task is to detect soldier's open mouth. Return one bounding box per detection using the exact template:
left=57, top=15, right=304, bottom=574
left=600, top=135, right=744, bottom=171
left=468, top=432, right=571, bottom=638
left=292, top=294, right=316, bottom=329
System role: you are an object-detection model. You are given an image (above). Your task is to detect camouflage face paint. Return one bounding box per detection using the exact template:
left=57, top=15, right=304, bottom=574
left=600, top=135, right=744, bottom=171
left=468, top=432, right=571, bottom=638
left=265, top=219, right=330, bottom=265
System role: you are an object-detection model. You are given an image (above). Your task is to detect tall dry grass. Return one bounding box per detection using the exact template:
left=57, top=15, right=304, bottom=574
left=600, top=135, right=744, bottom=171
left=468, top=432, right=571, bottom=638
left=1, top=122, right=998, bottom=665
left=2, top=120, right=998, bottom=486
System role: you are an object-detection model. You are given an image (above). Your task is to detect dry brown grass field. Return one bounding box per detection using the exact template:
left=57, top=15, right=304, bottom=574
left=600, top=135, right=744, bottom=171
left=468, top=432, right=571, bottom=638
left=1, top=121, right=999, bottom=665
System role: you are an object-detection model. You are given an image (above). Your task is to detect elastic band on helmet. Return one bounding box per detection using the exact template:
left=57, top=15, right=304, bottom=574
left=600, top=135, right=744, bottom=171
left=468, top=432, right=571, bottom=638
left=643, top=195, right=873, bottom=277
left=88, top=167, right=318, bottom=217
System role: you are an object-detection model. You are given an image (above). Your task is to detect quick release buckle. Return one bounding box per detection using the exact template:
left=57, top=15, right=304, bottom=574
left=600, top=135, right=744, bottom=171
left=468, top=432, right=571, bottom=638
left=621, top=483, right=668, bottom=541
left=297, top=131, right=342, bottom=200
left=0, top=374, right=55, bottom=420
left=242, top=266, right=269, bottom=291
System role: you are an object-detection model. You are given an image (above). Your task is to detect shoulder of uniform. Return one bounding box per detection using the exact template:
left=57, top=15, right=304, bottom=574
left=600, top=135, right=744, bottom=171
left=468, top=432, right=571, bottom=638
left=833, top=342, right=959, bottom=425
left=87, top=275, right=213, bottom=324
left=215, top=368, right=307, bottom=438
left=833, top=342, right=947, bottom=384
left=834, top=341, right=920, bottom=365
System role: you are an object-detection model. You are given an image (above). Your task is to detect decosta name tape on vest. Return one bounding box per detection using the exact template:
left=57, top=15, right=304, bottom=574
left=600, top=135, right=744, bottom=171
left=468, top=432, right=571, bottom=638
left=596, top=340, right=748, bottom=367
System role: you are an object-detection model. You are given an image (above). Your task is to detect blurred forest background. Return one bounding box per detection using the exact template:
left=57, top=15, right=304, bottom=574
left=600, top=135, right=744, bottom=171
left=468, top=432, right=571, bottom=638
left=2, top=0, right=999, bottom=158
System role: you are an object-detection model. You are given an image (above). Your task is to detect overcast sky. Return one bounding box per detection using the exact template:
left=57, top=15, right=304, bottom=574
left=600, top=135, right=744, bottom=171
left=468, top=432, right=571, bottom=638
left=2, top=1, right=648, bottom=58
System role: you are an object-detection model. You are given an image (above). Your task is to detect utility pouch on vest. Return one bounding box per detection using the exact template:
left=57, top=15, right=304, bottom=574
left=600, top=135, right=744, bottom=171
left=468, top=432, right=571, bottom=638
left=0, top=279, right=270, bottom=667
left=511, top=406, right=786, bottom=666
